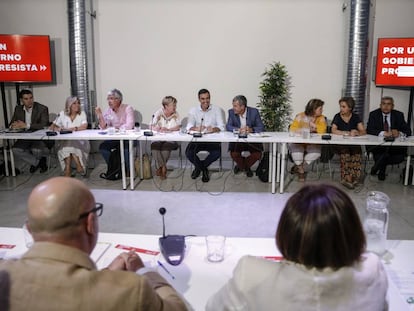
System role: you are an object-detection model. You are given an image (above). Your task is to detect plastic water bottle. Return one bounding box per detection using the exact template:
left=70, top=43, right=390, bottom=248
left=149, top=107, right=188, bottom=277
left=363, top=191, right=390, bottom=256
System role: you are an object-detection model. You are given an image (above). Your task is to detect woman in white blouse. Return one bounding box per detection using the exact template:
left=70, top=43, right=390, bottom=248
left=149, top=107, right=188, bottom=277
left=151, top=96, right=181, bottom=179
left=206, top=184, right=388, bottom=311
left=50, top=96, right=90, bottom=177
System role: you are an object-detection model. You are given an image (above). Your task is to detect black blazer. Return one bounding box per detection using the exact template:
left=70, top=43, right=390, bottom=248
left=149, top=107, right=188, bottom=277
left=366, top=108, right=411, bottom=136
left=10, top=102, right=49, bottom=131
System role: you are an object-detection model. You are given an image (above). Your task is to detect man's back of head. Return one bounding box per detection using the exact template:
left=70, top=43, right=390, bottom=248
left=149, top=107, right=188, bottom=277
left=27, top=177, right=97, bottom=254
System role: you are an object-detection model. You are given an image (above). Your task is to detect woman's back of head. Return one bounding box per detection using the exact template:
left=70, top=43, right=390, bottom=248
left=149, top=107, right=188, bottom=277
left=276, top=184, right=366, bottom=269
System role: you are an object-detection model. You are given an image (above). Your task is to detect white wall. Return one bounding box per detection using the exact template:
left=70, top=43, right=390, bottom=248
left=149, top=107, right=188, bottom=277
left=94, top=0, right=344, bottom=125
left=1, top=0, right=413, bottom=129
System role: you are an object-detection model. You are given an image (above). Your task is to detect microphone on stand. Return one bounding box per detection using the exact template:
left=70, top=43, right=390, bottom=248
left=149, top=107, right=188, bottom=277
left=160, top=207, right=166, bottom=238
left=144, top=114, right=154, bottom=136
left=193, top=117, right=204, bottom=138
left=158, top=207, right=186, bottom=266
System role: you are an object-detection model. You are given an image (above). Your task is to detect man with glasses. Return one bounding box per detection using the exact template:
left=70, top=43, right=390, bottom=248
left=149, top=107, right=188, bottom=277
left=0, top=177, right=186, bottom=310
left=366, top=96, right=411, bottom=181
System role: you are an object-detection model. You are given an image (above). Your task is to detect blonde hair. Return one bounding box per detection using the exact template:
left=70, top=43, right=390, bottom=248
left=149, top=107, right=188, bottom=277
left=64, top=96, right=81, bottom=116
left=161, top=96, right=177, bottom=107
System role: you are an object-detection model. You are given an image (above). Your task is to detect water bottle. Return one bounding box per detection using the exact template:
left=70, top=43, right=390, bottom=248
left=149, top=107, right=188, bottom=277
left=363, top=191, right=390, bottom=255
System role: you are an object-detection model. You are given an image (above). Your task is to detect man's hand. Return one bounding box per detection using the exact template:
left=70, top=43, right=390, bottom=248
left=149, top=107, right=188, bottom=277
left=391, top=129, right=399, bottom=138
left=95, top=107, right=103, bottom=117
left=106, top=250, right=144, bottom=272
left=240, top=126, right=252, bottom=134
left=11, top=120, right=26, bottom=129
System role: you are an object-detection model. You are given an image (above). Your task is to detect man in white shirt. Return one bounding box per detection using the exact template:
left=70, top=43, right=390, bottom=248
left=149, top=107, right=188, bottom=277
left=185, top=89, right=225, bottom=182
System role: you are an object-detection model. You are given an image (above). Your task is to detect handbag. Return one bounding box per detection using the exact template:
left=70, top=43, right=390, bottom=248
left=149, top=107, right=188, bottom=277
left=135, top=153, right=152, bottom=179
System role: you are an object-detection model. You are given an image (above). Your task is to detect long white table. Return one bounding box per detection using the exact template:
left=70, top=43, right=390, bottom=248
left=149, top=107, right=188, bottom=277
left=2, top=130, right=413, bottom=193
left=276, top=133, right=414, bottom=193
left=0, top=129, right=280, bottom=192
left=136, top=131, right=279, bottom=191
left=0, top=129, right=142, bottom=190
left=0, top=227, right=412, bottom=311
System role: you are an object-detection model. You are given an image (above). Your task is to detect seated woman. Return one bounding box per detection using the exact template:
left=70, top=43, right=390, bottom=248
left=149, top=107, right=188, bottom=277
left=206, top=184, right=388, bottom=311
left=150, top=96, right=181, bottom=179
left=289, top=98, right=327, bottom=181
left=50, top=96, right=90, bottom=177
left=331, top=96, right=366, bottom=189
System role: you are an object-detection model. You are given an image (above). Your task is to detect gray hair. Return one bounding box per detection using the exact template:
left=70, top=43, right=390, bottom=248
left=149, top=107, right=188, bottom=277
left=107, top=88, right=123, bottom=102
left=232, top=95, right=247, bottom=107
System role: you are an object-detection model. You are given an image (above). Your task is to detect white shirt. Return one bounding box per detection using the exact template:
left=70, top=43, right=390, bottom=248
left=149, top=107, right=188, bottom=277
left=24, top=106, right=32, bottom=129
left=186, top=104, right=225, bottom=131
left=379, top=113, right=391, bottom=136
left=206, top=253, right=388, bottom=311
left=239, top=110, right=247, bottom=128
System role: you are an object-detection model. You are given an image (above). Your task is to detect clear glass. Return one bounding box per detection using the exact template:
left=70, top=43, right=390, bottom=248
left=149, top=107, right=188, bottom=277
left=301, top=128, right=310, bottom=139
left=363, top=191, right=390, bottom=255
left=206, top=235, right=226, bottom=262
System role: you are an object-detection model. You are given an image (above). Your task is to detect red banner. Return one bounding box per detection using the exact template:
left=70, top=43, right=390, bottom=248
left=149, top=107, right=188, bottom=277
left=0, top=34, right=52, bottom=83
left=375, top=38, right=414, bottom=87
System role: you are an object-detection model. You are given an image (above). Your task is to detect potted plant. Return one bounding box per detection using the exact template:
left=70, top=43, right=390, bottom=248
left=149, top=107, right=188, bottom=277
left=255, top=62, right=292, bottom=182
left=257, top=61, right=292, bottom=131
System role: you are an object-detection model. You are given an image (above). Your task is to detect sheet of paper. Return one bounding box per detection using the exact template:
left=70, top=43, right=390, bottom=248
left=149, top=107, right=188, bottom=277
left=90, top=242, right=111, bottom=263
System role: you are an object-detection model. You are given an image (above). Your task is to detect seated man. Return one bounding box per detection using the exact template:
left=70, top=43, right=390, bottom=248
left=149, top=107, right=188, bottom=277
left=185, top=89, right=225, bottom=182
left=226, top=95, right=265, bottom=177
left=95, top=88, right=135, bottom=176
left=366, top=96, right=411, bottom=181
left=0, top=177, right=187, bottom=311
left=10, top=89, right=49, bottom=173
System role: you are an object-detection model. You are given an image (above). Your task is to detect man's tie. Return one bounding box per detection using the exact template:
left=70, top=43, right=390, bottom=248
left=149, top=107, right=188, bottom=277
left=383, top=115, right=389, bottom=132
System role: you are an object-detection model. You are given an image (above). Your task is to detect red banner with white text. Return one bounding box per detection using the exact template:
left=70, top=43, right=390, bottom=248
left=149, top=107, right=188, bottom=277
left=0, top=34, right=52, bottom=83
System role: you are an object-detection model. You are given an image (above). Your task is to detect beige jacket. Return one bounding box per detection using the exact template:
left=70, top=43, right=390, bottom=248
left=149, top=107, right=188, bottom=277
left=0, top=242, right=187, bottom=311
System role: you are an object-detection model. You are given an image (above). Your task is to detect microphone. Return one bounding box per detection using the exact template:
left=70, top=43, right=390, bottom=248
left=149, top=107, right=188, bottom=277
left=159, top=207, right=166, bottom=238
left=158, top=207, right=186, bottom=266
left=193, top=117, right=204, bottom=138
left=144, top=114, right=154, bottom=136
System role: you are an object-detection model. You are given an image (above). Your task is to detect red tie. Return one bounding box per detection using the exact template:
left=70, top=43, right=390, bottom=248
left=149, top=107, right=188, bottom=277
left=384, top=115, right=389, bottom=132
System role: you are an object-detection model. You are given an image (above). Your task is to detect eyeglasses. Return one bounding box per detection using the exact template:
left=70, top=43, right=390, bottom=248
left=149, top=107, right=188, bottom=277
left=78, top=203, right=104, bottom=220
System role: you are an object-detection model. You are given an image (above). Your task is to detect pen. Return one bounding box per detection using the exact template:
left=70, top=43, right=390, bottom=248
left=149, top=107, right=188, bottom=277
left=157, top=260, right=175, bottom=279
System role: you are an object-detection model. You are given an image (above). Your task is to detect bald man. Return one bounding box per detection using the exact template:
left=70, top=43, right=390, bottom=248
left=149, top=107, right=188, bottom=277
left=0, top=177, right=187, bottom=311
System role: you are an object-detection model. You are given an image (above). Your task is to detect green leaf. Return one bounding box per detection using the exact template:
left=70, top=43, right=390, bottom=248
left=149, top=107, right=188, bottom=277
left=257, top=62, right=293, bottom=131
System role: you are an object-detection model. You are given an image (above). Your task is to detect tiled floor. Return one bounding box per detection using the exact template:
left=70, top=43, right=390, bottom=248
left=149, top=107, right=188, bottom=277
left=0, top=152, right=413, bottom=240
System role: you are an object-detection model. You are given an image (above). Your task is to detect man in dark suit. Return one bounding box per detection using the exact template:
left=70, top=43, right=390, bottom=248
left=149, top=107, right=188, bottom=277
left=226, top=95, right=265, bottom=177
left=9, top=89, right=49, bottom=173
left=366, top=96, right=411, bottom=181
